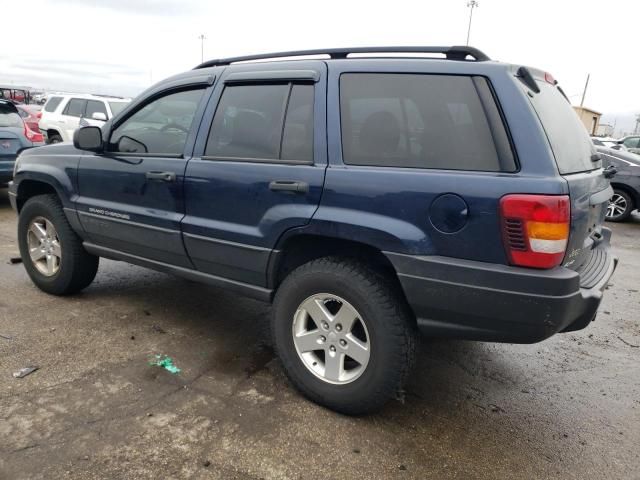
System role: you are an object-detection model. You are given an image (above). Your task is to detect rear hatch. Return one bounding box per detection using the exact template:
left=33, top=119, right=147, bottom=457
left=0, top=101, right=24, bottom=158
left=527, top=78, right=610, bottom=273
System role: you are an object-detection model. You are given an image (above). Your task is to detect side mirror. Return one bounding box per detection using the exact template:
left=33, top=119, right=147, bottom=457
left=91, top=111, right=107, bottom=121
left=73, top=126, right=103, bottom=152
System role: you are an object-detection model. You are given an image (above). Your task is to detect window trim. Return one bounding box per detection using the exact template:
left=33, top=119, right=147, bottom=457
left=200, top=155, right=312, bottom=165
left=337, top=72, right=519, bottom=173
left=202, top=81, right=315, bottom=165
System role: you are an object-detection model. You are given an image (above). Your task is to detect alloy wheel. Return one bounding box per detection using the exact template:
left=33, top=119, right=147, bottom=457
left=292, top=293, right=370, bottom=385
left=607, top=193, right=628, bottom=219
left=27, top=216, right=62, bottom=277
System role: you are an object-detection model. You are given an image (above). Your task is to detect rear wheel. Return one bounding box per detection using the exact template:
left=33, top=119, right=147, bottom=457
left=606, top=189, right=633, bottom=222
left=272, top=257, right=417, bottom=415
left=48, top=133, right=63, bottom=144
left=18, top=194, right=99, bottom=295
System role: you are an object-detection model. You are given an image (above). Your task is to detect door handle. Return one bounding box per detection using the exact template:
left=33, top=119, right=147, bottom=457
left=146, top=171, right=176, bottom=182
left=269, top=180, right=309, bottom=193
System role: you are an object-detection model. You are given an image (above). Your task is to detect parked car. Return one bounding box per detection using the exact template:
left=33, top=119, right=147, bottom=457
left=17, top=104, right=43, bottom=133
left=39, top=94, right=130, bottom=143
left=597, top=146, right=640, bottom=221
left=616, top=135, right=640, bottom=154
left=0, top=100, right=44, bottom=185
left=591, top=136, right=621, bottom=149
left=0, top=86, right=32, bottom=104
left=9, top=46, right=617, bottom=414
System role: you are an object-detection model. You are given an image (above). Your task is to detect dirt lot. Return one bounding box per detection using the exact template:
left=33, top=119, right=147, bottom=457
left=0, top=187, right=638, bottom=480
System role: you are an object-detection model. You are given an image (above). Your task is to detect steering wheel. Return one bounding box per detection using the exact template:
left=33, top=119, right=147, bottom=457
left=160, top=123, right=189, bottom=133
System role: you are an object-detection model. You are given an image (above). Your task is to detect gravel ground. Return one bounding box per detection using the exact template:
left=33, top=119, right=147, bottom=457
left=0, top=187, right=638, bottom=480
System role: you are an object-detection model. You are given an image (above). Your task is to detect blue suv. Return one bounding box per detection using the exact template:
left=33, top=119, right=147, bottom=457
left=9, top=47, right=617, bottom=414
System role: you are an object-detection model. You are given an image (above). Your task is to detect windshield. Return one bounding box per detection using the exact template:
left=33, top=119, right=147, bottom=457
left=529, top=81, right=599, bottom=174
left=109, top=101, right=128, bottom=117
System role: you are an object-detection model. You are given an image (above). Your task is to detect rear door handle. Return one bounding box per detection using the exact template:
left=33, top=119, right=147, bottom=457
left=269, top=180, right=309, bottom=193
left=146, top=171, right=176, bottom=182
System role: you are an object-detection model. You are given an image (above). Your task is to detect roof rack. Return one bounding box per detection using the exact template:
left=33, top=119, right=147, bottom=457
left=194, top=46, right=490, bottom=69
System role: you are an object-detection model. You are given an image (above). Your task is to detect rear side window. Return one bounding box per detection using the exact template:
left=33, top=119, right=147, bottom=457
left=205, top=83, right=314, bottom=163
left=339, top=73, right=515, bottom=171
left=44, top=96, right=63, bottom=112
left=63, top=98, right=87, bottom=117
left=85, top=100, right=107, bottom=119
left=529, top=82, right=597, bottom=174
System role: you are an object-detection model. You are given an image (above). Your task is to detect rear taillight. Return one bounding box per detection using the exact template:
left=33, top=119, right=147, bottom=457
left=36, top=112, right=42, bottom=119
left=500, top=194, right=570, bottom=269
left=23, top=122, right=44, bottom=143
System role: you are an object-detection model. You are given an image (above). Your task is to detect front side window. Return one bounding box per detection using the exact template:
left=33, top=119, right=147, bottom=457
left=340, top=73, right=513, bottom=171
left=44, top=96, right=63, bottom=112
left=205, top=83, right=314, bottom=162
left=623, top=137, right=640, bottom=148
left=63, top=98, right=87, bottom=117
left=109, top=101, right=128, bottom=117
left=109, top=88, right=205, bottom=155
left=85, top=100, right=107, bottom=119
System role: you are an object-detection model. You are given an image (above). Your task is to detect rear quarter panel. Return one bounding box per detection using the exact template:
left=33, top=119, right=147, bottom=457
left=308, top=60, right=567, bottom=262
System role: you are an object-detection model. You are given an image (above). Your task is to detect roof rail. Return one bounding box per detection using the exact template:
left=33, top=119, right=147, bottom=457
left=194, top=46, right=490, bottom=69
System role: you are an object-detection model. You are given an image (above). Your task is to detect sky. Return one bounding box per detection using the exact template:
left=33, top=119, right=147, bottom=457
left=1, top=0, right=638, bottom=132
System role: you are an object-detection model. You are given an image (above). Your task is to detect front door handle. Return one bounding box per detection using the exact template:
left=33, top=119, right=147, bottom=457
left=269, top=180, right=309, bottom=193
left=146, top=171, right=176, bottom=182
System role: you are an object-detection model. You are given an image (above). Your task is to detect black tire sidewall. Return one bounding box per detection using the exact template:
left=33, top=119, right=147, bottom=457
left=273, top=264, right=408, bottom=411
left=18, top=196, right=80, bottom=294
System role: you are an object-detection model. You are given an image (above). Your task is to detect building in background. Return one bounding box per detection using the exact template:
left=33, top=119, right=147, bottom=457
left=573, top=106, right=601, bottom=135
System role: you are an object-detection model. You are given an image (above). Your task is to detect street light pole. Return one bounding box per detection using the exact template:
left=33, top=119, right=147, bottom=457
left=466, top=1, right=479, bottom=46
left=198, top=34, right=206, bottom=63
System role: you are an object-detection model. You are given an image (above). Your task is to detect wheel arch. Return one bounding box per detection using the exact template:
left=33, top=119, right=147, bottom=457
left=268, top=233, right=412, bottom=315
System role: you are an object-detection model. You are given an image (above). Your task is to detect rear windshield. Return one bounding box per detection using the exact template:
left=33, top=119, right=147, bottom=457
left=0, top=103, right=23, bottom=128
left=529, top=82, right=598, bottom=174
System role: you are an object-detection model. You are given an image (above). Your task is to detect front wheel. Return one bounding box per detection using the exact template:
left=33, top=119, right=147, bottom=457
left=18, top=194, right=99, bottom=295
left=606, top=189, right=634, bottom=222
left=272, top=257, right=417, bottom=415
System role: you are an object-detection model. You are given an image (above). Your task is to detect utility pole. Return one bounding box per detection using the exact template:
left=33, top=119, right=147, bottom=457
left=198, top=34, right=206, bottom=63
left=580, top=73, right=590, bottom=107
left=635, top=114, right=640, bottom=135
left=466, top=1, right=479, bottom=46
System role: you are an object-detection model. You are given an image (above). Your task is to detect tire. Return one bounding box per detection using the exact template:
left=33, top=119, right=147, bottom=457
left=606, top=189, right=633, bottom=222
left=49, top=134, right=63, bottom=144
left=18, top=194, right=99, bottom=295
left=272, top=257, right=417, bottom=415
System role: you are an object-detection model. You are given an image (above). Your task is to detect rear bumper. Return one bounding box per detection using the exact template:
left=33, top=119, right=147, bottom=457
left=385, top=229, right=617, bottom=343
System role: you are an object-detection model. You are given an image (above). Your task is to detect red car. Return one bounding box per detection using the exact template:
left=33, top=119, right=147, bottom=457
left=16, top=104, right=42, bottom=132
left=16, top=105, right=44, bottom=142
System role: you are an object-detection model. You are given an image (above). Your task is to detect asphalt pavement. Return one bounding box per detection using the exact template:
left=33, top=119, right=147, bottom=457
left=0, top=187, right=638, bottom=480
